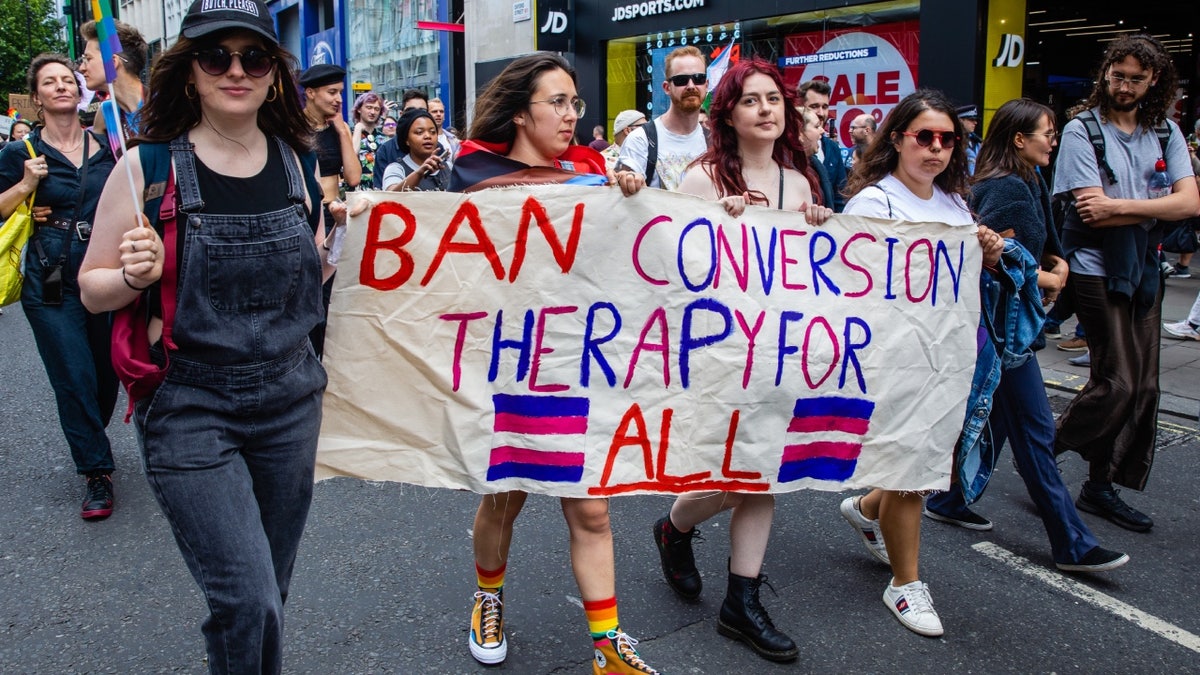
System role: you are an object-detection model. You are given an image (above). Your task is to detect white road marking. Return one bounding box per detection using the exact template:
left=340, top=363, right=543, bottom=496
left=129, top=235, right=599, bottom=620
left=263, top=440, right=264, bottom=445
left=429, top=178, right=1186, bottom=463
left=972, top=542, right=1200, bottom=654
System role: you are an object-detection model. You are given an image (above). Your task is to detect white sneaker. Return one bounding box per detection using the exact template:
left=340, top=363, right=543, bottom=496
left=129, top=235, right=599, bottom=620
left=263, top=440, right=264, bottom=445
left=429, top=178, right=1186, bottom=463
left=883, top=578, right=944, bottom=637
left=839, top=496, right=890, bottom=565
left=1163, top=320, right=1200, bottom=341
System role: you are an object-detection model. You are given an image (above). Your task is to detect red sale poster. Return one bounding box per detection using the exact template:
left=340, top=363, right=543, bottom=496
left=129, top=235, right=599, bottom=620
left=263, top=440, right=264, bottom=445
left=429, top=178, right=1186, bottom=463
left=782, top=21, right=920, bottom=150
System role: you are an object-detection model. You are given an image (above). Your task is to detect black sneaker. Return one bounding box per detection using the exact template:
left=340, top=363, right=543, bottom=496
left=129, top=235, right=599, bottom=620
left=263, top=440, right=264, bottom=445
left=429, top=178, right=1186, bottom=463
left=81, top=474, right=114, bottom=521
left=922, top=505, right=993, bottom=531
left=1056, top=547, right=1130, bottom=573
left=1076, top=485, right=1153, bottom=532
left=653, top=516, right=702, bottom=600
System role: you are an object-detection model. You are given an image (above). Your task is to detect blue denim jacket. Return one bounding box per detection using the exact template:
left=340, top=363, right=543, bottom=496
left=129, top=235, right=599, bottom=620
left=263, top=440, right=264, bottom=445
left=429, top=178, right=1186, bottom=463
left=957, top=239, right=1044, bottom=503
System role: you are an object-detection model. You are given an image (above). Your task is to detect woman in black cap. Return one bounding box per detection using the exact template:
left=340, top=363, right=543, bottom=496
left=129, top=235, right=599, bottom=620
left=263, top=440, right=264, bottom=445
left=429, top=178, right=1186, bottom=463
left=79, top=0, right=332, bottom=671
left=381, top=108, right=449, bottom=191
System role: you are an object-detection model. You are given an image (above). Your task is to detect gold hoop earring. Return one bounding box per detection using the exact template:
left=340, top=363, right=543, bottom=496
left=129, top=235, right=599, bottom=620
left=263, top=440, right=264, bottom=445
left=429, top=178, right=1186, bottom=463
left=265, top=82, right=278, bottom=103
left=185, top=83, right=197, bottom=99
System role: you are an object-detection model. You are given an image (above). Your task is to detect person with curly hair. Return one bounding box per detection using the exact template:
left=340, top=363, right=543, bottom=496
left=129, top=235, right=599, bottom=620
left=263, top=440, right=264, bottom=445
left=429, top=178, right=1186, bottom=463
left=78, top=0, right=336, bottom=669
left=1051, top=34, right=1199, bottom=532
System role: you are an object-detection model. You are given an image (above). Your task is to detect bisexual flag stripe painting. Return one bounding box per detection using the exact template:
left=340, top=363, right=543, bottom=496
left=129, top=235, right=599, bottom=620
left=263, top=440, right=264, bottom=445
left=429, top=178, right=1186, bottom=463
left=487, top=394, right=590, bottom=483
left=778, top=396, right=876, bottom=483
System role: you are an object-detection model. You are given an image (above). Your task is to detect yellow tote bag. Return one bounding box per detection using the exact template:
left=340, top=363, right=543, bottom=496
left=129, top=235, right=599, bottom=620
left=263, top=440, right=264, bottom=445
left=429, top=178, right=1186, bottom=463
left=0, top=139, right=38, bottom=307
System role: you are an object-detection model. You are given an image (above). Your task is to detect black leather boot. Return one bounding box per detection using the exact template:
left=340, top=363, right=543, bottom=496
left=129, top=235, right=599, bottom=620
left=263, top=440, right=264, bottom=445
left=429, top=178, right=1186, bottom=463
left=1077, top=482, right=1153, bottom=532
left=653, top=516, right=702, bottom=599
left=717, top=572, right=798, bottom=662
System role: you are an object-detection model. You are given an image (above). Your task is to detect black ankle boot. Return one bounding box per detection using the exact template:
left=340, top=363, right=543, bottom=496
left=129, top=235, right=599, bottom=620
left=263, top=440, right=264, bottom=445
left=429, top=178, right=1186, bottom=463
left=1077, top=482, right=1153, bottom=532
left=717, top=572, right=798, bottom=662
left=653, top=516, right=702, bottom=599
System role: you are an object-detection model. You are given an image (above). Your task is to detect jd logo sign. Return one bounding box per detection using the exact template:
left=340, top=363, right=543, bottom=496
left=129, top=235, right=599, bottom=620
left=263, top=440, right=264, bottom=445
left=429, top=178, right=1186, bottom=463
left=541, top=11, right=568, bottom=34
left=992, top=33, right=1024, bottom=68
left=536, top=0, right=572, bottom=52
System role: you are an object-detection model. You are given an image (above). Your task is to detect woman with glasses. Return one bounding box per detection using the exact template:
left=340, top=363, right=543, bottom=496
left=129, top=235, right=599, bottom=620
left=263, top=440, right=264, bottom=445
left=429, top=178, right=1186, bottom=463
left=450, top=52, right=657, bottom=675
left=836, top=89, right=1003, bottom=638
left=0, top=54, right=118, bottom=521
left=381, top=116, right=397, bottom=137
left=381, top=108, right=449, bottom=191
left=921, top=98, right=1129, bottom=573
left=78, top=0, right=332, bottom=670
left=651, top=58, right=830, bottom=664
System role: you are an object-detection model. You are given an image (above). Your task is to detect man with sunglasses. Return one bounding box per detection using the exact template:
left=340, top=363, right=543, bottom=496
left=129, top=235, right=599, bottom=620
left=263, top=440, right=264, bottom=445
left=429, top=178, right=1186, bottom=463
left=616, top=46, right=710, bottom=191
left=798, top=79, right=847, bottom=212
left=1052, top=34, right=1199, bottom=532
left=77, top=19, right=148, bottom=150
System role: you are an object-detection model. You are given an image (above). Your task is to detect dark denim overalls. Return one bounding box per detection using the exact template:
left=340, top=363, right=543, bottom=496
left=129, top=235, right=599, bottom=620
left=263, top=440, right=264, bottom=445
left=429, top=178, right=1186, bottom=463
left=134, top=135, right=327, bottom=674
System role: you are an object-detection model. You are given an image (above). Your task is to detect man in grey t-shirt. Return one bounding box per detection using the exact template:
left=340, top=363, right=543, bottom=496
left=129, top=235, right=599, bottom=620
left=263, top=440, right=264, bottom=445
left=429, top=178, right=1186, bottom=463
left=1051, top=34, right=1200, bottom=532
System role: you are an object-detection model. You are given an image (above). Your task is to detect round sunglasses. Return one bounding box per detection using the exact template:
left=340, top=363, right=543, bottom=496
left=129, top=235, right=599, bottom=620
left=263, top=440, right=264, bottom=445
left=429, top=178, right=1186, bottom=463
left=901, top=129, right=959, bottom=148
left=192, top=48, right=276, bottom=78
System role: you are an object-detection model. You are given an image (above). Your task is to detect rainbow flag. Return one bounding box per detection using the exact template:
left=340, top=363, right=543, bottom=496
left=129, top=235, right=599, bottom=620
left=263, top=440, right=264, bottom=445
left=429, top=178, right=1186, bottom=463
left=777, top=396, right=876, bottom=483
left=486, top=394, right=590, bottom=483
left=90, top=0, right=123, bottom=82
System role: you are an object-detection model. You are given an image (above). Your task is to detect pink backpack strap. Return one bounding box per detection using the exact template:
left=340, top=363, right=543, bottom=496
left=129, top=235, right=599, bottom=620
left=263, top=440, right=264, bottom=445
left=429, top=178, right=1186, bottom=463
left=158, top=164, right=179, bottom=353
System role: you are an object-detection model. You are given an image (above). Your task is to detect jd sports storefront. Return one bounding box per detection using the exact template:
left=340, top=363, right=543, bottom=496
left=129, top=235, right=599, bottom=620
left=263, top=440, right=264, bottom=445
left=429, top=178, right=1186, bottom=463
left=556, top=0, right=1006, bottom=153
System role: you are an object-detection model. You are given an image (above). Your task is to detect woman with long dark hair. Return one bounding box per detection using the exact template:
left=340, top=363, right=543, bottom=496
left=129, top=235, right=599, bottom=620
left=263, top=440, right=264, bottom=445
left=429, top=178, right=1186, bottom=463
left=836, top=89, right=1002, bottom=638
left=450, top=52, right=655, bottom=675
left=921, top=98, right=1129, bottom=573
left=0, top=54, right=118, bottom=520
left=78, top=0, right=332, bottom=670
left=651, top=59, right=830, bottom=664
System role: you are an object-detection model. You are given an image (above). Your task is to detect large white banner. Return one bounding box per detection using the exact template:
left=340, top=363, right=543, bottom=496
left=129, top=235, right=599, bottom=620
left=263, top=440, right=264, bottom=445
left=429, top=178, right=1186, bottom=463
left=317, top=186, right=980, bottom=497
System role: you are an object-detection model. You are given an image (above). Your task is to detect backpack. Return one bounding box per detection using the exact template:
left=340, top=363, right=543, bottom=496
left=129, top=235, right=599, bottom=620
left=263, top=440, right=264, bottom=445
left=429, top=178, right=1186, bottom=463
left=1074, top=109, right=1171, bottom=186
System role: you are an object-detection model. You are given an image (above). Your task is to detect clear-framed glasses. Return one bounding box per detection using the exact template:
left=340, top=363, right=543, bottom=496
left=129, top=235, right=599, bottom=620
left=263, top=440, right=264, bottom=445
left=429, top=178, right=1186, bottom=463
left=1025, top=130, right=1059, bottom=141
left=1107, top=72, right=1150, bottom=90
left=530, top=95, right=585, bottom=118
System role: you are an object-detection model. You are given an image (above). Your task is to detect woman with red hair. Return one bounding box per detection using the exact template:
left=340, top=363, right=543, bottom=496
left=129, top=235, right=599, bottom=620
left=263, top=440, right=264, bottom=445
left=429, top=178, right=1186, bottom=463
left=652, top=58, right=830, bottom=663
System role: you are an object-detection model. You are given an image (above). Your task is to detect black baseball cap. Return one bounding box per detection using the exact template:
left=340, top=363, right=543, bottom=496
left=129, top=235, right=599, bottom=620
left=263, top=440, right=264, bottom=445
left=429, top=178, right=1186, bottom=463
left=181, top=0, right=278, bottom=45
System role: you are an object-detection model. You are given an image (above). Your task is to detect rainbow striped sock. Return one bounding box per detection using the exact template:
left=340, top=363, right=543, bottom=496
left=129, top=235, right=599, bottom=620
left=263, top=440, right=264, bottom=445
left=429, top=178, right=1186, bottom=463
left=584, top=596, right=620, bottom=640
left=476, top=563, right=505, bottom=591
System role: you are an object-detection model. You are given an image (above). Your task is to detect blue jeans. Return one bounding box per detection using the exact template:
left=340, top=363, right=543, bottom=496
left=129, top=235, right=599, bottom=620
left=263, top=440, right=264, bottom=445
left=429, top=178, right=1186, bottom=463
left=22, top=226, right=118, bottom=474
left=928, top=357, right=1098, bottom=564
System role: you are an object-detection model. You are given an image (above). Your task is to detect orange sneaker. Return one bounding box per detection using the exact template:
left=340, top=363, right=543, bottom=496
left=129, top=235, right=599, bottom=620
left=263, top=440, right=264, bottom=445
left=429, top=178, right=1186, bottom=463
left=593, top=630, right=658, bottom=674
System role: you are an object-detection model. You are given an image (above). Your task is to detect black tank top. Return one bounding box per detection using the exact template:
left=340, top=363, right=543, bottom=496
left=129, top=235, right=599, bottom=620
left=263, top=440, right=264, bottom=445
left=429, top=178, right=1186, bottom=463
left=314, top=125, right=342, bottom=177
left=193, top=138, right=292, bottom=215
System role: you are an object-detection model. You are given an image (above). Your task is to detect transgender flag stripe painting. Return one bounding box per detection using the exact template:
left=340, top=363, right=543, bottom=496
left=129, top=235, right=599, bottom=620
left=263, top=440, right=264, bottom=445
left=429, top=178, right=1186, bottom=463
left=778, top=396, right=876, bottom=483
left=487, top=394, right=590, bottom=483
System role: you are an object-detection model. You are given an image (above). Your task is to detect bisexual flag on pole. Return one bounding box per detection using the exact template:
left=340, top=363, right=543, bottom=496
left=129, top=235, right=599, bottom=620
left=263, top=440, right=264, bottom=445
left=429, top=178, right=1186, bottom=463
left=777, top=396, right=876, bottom=483
left=486, top=394, right=590, bottom=483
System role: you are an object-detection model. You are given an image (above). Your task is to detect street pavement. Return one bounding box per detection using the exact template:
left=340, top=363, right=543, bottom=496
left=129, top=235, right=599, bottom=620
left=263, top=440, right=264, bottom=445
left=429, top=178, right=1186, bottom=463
left=1, top=278, right=1198, bottom=673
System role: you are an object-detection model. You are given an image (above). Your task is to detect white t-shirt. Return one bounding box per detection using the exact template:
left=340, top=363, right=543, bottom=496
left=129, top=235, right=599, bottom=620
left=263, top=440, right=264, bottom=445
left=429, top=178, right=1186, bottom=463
left=617, top=117, right=707, bottom=191
left=843, top=174, right=974, bottom=226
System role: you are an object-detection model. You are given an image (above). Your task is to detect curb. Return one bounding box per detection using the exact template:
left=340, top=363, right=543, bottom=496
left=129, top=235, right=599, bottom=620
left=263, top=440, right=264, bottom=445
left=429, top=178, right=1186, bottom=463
left=1042, top=367, right=1200, bottom=422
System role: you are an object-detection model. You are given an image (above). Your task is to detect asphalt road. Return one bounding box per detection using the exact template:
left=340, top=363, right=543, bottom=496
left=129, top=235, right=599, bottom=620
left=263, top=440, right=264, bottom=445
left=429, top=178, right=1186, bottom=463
left=2, top=304, right=1198, bottom=674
